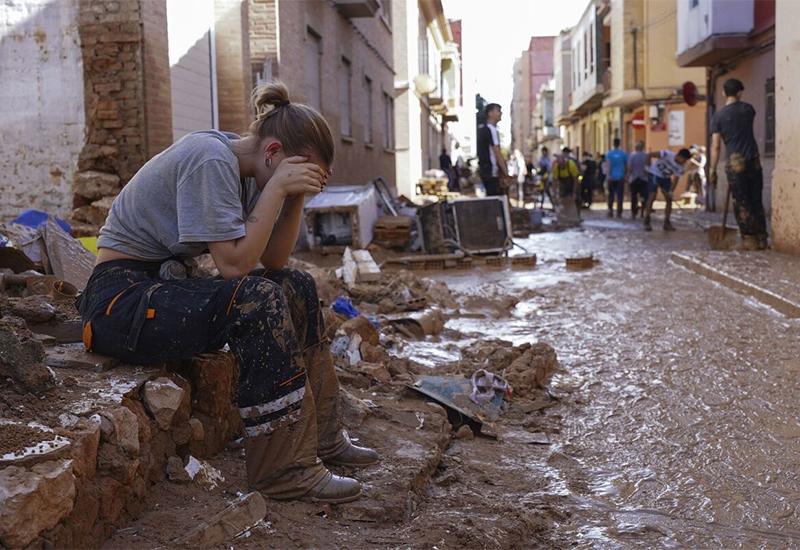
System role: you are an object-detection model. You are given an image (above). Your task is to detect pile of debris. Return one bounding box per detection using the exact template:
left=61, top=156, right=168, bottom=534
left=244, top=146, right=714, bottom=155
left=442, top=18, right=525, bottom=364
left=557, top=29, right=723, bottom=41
left=71, top=171, right=121, bottom=235
left=0, top=209, right=563, bottom=547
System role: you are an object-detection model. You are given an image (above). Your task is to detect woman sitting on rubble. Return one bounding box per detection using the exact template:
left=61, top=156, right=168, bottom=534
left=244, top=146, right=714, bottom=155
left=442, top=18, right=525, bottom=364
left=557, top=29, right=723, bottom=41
left=76, top=81, right=378, bottom=504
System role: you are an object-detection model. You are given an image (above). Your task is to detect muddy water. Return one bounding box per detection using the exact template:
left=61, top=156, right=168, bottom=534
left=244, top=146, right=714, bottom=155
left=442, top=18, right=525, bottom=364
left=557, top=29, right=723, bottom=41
left=401, top=215, right=800, bottom=548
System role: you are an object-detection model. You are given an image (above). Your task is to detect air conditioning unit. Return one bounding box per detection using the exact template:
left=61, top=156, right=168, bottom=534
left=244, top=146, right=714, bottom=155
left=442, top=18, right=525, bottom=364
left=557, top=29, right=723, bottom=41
left=450, top=197, right=512, bottom=254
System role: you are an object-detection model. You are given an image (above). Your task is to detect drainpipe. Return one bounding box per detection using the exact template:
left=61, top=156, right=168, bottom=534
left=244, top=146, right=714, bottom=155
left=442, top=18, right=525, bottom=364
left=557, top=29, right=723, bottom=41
left=632, top=27, right=638, bottom=89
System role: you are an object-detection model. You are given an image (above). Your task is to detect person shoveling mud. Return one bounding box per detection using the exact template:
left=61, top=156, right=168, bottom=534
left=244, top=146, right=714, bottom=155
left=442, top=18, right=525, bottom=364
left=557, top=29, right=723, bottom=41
left=75, top=81, right=378, bottom=504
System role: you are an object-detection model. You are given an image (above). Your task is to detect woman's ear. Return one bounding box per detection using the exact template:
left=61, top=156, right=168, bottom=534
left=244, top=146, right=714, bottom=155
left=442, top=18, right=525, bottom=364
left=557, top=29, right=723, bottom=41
left=265, top=141, right=283, bottom=158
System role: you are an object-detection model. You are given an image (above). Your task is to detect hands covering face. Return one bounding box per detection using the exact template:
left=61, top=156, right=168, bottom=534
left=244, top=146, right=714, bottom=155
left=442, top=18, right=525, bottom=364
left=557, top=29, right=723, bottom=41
left=268, top=156, right=330, bottom=198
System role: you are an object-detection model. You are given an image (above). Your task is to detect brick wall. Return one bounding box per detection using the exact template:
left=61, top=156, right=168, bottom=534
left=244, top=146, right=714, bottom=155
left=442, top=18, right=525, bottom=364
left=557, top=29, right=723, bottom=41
left=217, top=1, right=396, bottom=188
left=72, top=0, right=171, bottom=232
left=273, top=0, right=396, bottom=189
left=141, top=0, right=173, bottom=158
left=249, top=0, right=278, bottom=78
left=215, top=0, right=253, bottom=134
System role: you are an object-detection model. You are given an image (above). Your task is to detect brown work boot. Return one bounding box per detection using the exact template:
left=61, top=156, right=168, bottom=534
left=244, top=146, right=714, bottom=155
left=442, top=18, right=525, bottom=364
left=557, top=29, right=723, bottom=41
left=302, top=471, right=362, bottom=503
left=322, top=432, right=380, bottom=468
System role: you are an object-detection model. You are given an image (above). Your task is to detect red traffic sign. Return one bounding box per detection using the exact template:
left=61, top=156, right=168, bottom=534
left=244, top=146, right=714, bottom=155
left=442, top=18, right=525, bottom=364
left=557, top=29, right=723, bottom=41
left=683, top=81, right=699, bottom=107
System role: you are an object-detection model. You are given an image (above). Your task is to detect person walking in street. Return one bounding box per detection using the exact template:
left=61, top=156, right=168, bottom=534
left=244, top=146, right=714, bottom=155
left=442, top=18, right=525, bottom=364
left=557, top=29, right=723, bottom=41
left=580, top=151, right=596, bottom=209
left=477, top=103, right=508, bottom=197
left=553, top=147, right=581, bottom=226
left=689, top=145, right=710, bottom=210
left=76, top=81, right=378, bottom=504
left=597, top=153, right=607, bottom=197
left=627, top=140, right=650, bottom=219
left=537, top=146, right=556, bottom=210
left=439, top=148, right=457, bottom=191
left=643, top=148, right=692, bottom=231
left=605, top=138, right=628, bottom=218
left=709, top=78, right=769, bottom=249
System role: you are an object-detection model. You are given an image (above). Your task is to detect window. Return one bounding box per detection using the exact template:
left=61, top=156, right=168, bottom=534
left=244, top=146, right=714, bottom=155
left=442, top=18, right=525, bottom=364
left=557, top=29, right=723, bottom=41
left=583, top=30, right=588, bottom=79
left=419, top=22, right=429, bottom=75
left=589, top=24, right=594, bottom=73
left=364, top=75, right=373, bottom=144
left=304, top=27, right=322, bottom=110
left=339, top=57, right=352, bottom=137
left=765, top=77, right=775, bottom=155
left=382, top=91, right=394, bottom=149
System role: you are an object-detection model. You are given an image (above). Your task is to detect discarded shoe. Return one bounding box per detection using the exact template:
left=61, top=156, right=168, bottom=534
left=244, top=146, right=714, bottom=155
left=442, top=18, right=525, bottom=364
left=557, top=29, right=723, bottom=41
left=303, top=471, right=362, bottom=504
left=324, top=438, right=380, bottom=468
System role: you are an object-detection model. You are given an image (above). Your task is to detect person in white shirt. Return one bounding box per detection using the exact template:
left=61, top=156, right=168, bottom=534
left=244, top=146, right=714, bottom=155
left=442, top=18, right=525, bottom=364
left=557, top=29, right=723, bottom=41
left=477, top=103, right=508, bottom=196
left=643, top=148, right=691, bottom=231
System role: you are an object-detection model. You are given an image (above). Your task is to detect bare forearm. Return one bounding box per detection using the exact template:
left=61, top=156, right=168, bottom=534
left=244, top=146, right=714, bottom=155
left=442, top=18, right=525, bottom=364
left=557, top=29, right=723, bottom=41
left=261, top=195, right=304, bottom=269
left=210, top=187, right=283, bottom=278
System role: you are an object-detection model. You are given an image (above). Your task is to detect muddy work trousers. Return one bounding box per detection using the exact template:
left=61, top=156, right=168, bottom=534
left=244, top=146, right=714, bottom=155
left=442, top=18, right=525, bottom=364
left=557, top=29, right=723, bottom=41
left=77, top=260, right=348, bottom=498
left=726, top=155, right=768, bottom=238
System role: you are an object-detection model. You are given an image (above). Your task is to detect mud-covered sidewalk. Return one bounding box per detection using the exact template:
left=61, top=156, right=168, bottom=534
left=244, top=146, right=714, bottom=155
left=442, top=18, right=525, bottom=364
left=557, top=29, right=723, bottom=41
left=102, top=210, right=800, bottom=548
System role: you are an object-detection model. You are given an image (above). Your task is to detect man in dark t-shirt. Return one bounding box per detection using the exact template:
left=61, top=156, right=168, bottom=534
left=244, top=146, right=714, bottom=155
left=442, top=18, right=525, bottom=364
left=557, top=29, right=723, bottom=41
left=477, top=103, right=507, bottom=196
left=709, top=78, right=768, bottom=249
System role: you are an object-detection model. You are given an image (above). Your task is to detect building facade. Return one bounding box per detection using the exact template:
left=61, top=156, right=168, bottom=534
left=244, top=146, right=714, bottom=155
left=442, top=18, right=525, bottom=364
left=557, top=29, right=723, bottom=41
left=0, top=0, right=173, bottom=227
left=553, top=29, right=573, bottom=142
left=772, top=0, right=799, bottom=253
left=392, top=0, right=460, bottom=198
left=511, top=52, right=531, bottom=156
left=223, top=0, right=397, bottom=189
left=510, top=36, right=555, bottom=160
left=676, top=0, right=775, bottom=213
left=552, top=0, right=706, bottom=174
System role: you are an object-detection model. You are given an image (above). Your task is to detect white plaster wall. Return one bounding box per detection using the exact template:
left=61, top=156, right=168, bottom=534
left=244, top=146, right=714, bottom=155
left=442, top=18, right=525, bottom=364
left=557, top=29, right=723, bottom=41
left=393, top=0, right=422, bottom=199
left=771, top=0, right=800, bottom=254
left=0, top=0, right=85, bottom=221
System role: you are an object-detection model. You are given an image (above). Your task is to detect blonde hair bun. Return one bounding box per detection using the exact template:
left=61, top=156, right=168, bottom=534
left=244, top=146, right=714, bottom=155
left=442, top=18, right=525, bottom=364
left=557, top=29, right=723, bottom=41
left=252, top=81, right=290, bottom=119
left=248, top=80, right=334, bottom=168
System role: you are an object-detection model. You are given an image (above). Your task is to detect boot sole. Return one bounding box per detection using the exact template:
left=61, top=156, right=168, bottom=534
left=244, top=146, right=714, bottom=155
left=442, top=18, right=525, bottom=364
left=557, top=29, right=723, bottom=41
left=305, top=487, right=363, bottom=504
left=323, top=458, right=381, bottom=468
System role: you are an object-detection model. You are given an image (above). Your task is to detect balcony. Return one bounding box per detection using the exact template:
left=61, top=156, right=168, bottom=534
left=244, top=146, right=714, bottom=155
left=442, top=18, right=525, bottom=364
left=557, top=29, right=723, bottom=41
left=676, top=0, right=755, bottom=67
left=600, top=70, right=611, bottom=96
left=333, top=0, right=380, bottom=19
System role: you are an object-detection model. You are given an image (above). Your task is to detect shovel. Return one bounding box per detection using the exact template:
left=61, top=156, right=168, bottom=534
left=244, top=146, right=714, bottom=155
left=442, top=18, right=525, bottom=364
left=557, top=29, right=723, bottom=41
left=708, top=183, right=737, bottom=250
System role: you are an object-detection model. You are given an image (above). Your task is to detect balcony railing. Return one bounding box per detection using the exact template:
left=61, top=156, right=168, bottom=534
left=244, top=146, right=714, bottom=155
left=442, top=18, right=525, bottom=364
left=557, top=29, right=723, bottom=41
left=333, top=0, right=379, bottom=18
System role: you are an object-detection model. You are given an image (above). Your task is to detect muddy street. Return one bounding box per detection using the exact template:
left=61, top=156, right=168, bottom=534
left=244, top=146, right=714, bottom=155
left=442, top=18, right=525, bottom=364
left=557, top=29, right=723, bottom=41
left=409, top=212, right=800, bottom=548
left=100, top=211, right=800, bottom=549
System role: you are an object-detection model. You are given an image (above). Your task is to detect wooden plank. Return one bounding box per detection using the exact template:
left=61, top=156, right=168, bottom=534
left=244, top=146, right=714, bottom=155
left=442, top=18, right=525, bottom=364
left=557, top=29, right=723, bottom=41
left=42, top=218, right=95, bottom=290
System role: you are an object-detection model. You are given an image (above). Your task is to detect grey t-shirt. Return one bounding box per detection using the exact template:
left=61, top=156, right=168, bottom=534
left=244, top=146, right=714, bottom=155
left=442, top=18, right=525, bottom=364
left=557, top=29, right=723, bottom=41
left=627, top=151, right=650, bottom=181
left=98, top=130, right=261, bottom=261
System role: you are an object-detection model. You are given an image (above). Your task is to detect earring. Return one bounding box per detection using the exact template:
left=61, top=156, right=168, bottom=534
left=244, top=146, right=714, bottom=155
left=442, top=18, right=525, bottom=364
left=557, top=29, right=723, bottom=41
left=265, top=156, right=272, bottom=169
